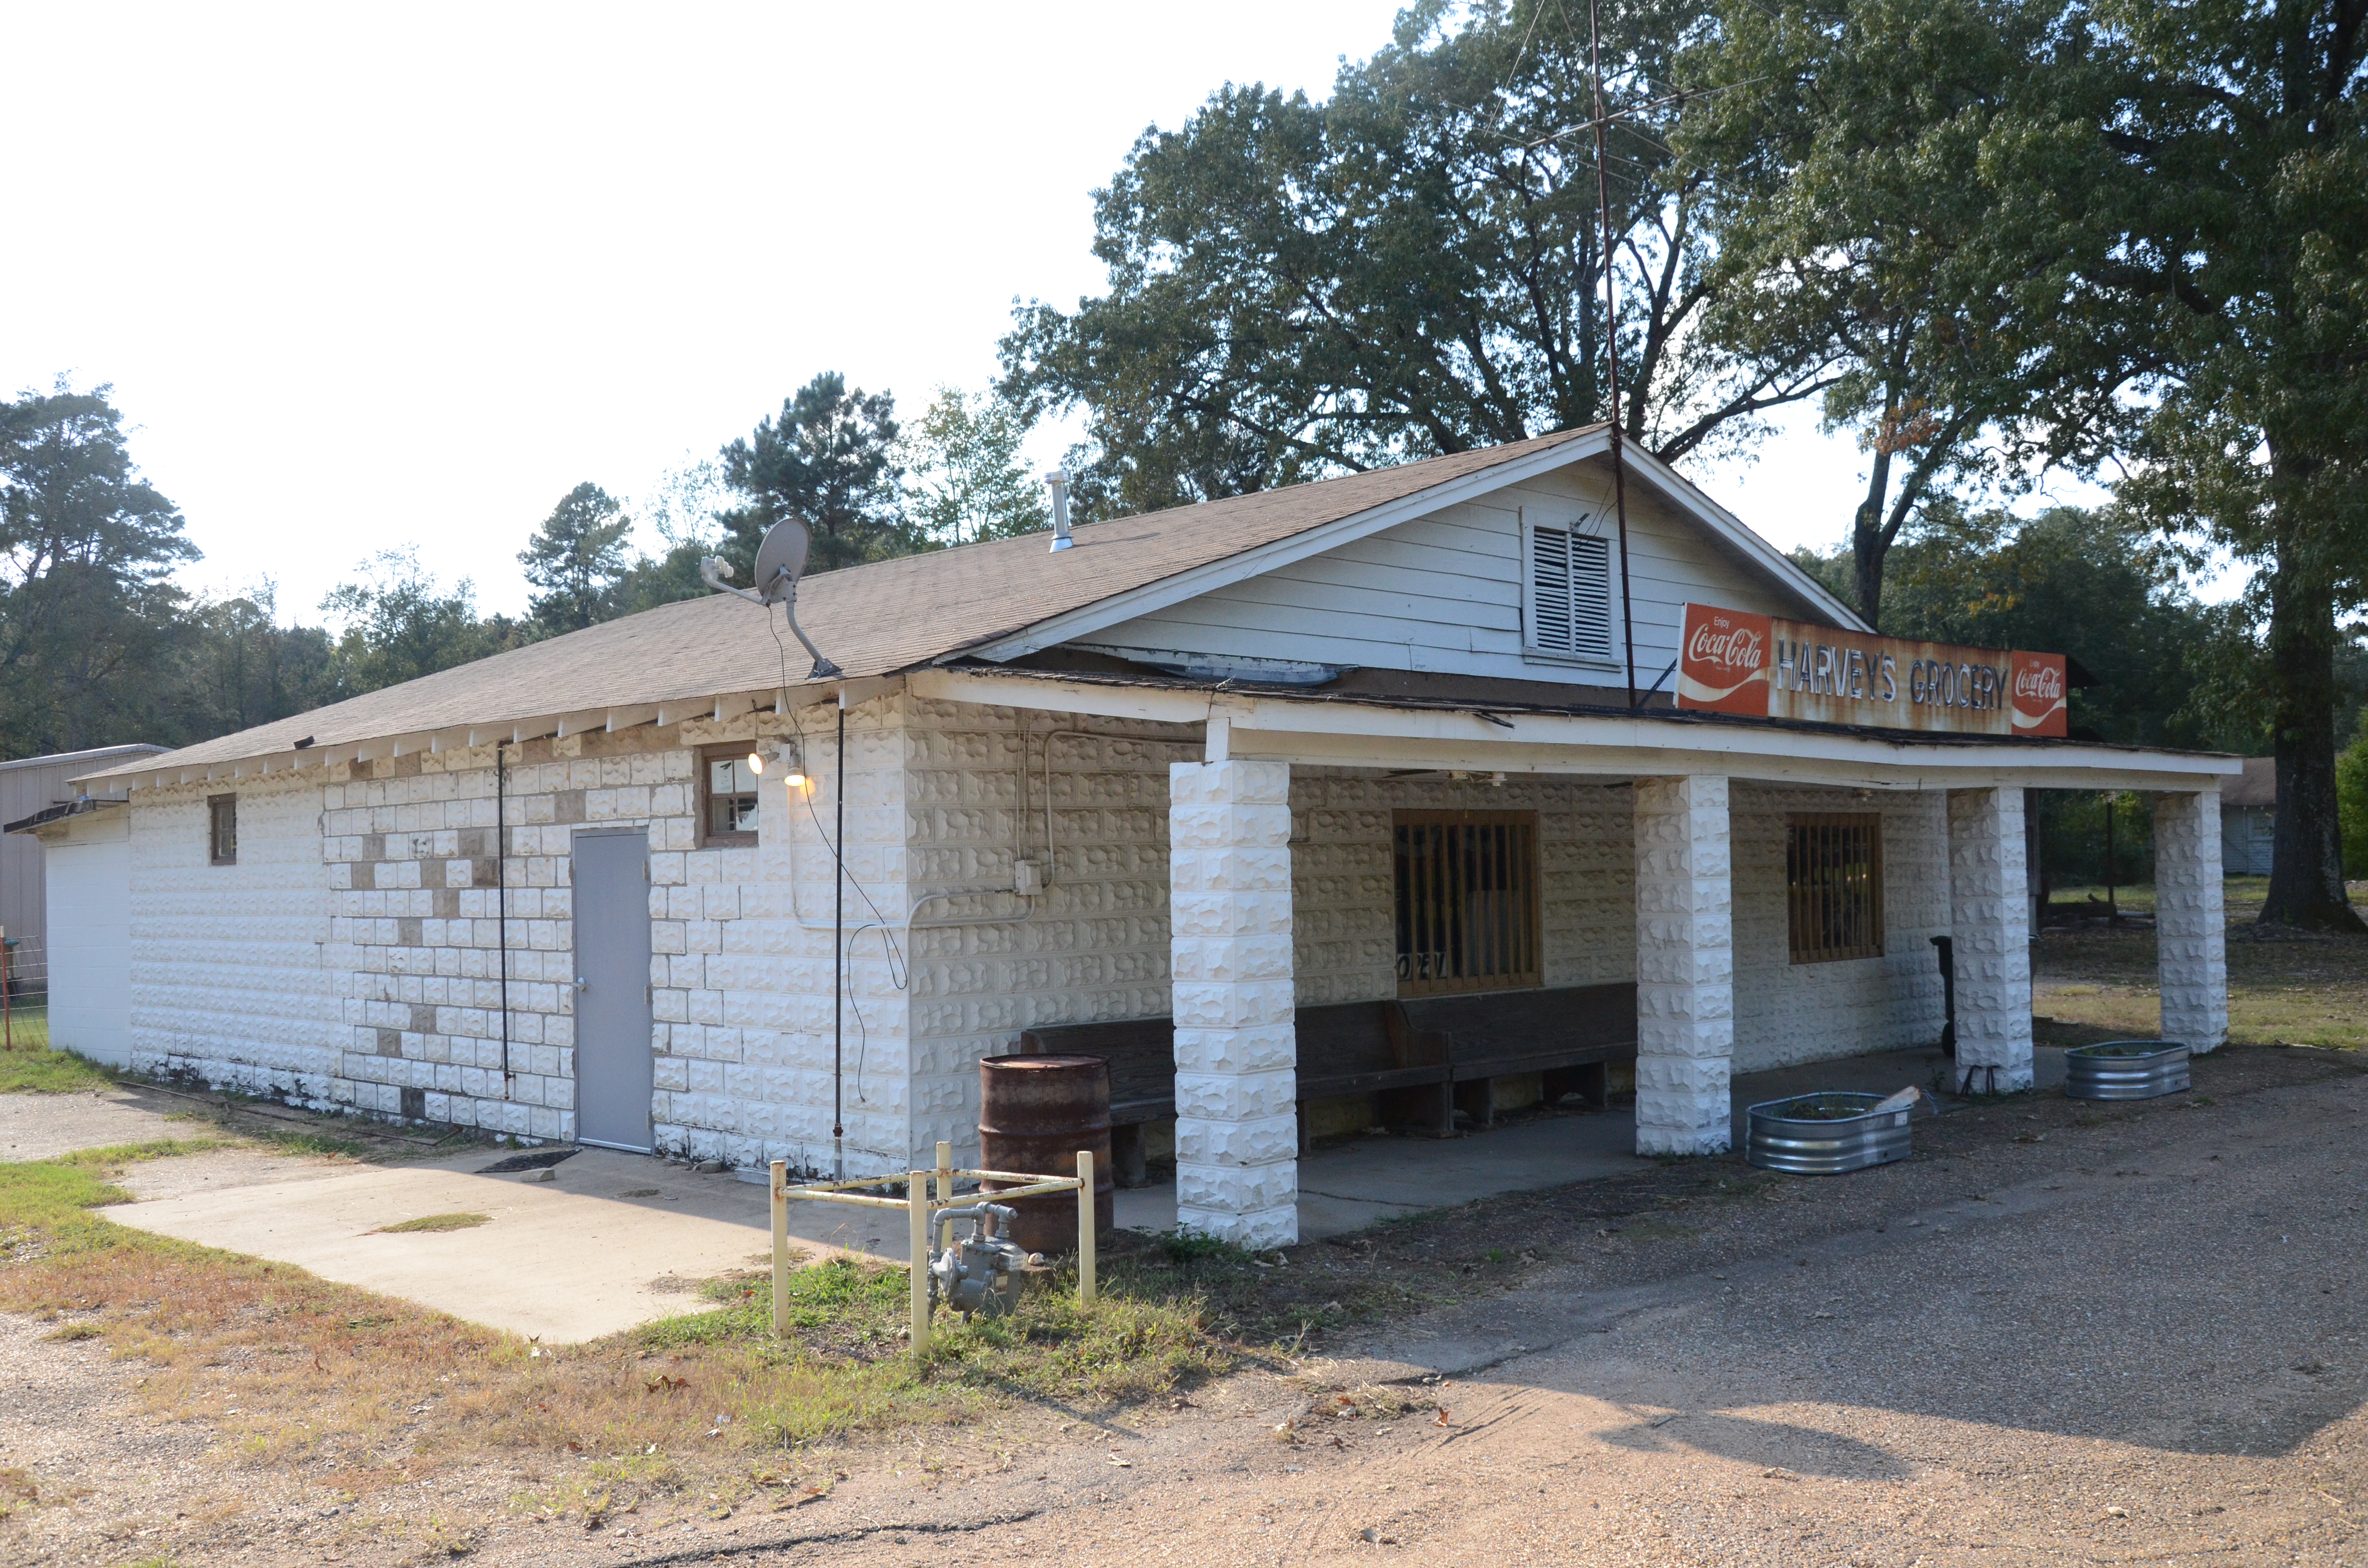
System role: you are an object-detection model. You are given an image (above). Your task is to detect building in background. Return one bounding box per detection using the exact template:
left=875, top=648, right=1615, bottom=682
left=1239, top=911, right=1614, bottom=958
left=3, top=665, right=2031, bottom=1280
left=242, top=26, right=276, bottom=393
left=0, top=745, right=165, bottom=959
left=2220, top=758, right=2276, bottom=876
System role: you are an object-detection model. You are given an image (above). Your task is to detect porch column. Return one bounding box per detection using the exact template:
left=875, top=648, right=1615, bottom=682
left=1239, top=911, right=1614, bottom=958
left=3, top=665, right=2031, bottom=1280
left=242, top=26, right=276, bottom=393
left=1947, top=787, right=2035, bottom=1092
left=1632, top=775, right=1734, bottom=1156
left=1169, top=759, right=1297, bottom=1246
left=2154, top=790, right=2229, bottom=1052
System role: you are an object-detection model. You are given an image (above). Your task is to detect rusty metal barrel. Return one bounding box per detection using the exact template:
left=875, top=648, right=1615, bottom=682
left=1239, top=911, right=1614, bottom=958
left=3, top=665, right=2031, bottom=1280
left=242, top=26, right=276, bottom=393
left=978, top=1054, right=1113, bottom=1254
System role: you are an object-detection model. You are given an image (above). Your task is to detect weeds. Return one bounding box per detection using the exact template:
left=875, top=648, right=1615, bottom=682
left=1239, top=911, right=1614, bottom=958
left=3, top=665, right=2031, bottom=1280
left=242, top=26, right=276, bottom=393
left=0, top=1044, right=110, bottom=1094
left=371, top=1213, right=490, bottom=1235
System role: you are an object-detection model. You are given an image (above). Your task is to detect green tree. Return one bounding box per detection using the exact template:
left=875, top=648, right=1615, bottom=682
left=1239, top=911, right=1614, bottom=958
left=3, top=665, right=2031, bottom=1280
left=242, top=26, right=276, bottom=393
left=899, top=388, right=1047, bottom=546
left=1988, top=0, right=2368, bottom=929
left=1683, top=0, right=2069, bottom=629
left=1000, top=0, right=1841, bottom=519
left=1789, top=504, right=2237, bottom=747
left=717, top=373, right=907, bottom=575
left=321, top=549, right=516, bottom=696
left=519, top=482, right=633, bottom=633
left=174, top=581, right=337, bottom=742
left=2338, top=727, right=2368, bottom=880
left=0, top=381, right=199, bottom=754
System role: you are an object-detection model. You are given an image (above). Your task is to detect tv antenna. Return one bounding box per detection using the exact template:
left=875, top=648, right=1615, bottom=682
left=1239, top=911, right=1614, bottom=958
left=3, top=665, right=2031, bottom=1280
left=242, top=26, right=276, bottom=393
left=701, top=515, right=842, bottom=679
left=1589, top=0, right=1641, bottom=711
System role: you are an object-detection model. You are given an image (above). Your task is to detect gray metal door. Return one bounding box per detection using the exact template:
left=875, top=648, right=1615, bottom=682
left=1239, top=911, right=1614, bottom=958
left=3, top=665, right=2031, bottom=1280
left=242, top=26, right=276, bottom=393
left=572, top=830, right=653, bottom=1152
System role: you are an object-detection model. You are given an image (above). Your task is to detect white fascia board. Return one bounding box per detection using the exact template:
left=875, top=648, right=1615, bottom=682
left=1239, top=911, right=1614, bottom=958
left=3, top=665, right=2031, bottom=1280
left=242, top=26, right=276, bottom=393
left=958, top=433, right=1617, bottom=664
left=1613, top=442, right=1873, bottom=633
left=910, top=668, right=1218, bottom=728
left=912, top=668, right=2235, bottom=789
left=1230, top=726, right=2234, bottom=792
left=1217, top=696, right=2237, bottom=787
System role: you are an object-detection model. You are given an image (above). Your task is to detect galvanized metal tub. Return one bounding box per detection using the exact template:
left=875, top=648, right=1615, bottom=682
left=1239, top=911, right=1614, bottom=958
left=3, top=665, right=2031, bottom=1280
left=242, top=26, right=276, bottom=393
left=1745, top=1092, right=1912, bottom=1175
left=978, top=1053, right=1114, bottom=1254
left=2064, top=1040, right=2191, bottom=1101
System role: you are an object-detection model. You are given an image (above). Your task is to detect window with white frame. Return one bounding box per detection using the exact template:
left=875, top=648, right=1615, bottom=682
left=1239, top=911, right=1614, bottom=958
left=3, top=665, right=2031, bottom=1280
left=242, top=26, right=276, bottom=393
left=1524, top=513, right=1616, bottom=661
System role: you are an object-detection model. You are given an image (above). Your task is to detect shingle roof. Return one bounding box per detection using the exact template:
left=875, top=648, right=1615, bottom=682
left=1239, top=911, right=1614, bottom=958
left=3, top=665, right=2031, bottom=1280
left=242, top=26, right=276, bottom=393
left=2222, top=756, right=2277, bottom=808
left=89, top=428, right=1602, bottom=781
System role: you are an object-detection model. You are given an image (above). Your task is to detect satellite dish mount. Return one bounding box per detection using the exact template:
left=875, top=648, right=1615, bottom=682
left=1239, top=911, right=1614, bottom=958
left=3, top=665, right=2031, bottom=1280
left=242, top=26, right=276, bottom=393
left=700, top=514, right=842, bottom=679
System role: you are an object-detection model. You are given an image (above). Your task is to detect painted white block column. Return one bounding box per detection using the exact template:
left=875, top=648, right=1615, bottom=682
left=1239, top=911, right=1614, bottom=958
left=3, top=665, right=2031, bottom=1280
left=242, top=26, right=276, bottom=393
left=1169, top=759, right=1297, bottom=1247
left=2154, top=790, right=2229, bottom=1052
left=1632, top=775, right=1734, bottom=1155
left=1947, top=787, right=2034, bottom=1092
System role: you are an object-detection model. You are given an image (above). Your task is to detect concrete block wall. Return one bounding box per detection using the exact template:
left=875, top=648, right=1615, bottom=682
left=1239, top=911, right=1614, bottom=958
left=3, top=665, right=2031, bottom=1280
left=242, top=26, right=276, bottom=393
left=127, top=775, right=343, bottom=1100
left=691, top=698, right=913, bottom=1176
left=900, top=698, right=1199, bottom=1167
left=1729, top=784, right=1950, bottom=1071
left=122, top=698, right=915, bottom=1176
left=1290, top=772, right=1635, bottom=1004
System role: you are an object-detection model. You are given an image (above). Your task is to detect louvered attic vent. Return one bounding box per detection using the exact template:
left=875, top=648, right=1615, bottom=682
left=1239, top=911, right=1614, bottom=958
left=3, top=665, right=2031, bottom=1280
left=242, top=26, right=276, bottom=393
left=1528, top=520, right=1614, bottom=660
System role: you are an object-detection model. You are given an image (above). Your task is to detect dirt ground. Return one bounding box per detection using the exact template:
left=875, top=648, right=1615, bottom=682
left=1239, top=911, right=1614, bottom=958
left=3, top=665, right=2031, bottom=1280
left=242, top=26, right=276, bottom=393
left=3, top=1042, right=2365, bottom=1567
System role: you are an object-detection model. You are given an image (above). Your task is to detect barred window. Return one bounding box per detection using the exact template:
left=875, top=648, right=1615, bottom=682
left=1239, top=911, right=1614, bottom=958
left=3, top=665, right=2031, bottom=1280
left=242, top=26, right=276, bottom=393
left=208, top=794, right=237, bottom=866
left=1787, top=814, right=1884, bottom=962
left=1394, top=810, right=1541, bottom=996
left=700, top=747, right=761, bottom=847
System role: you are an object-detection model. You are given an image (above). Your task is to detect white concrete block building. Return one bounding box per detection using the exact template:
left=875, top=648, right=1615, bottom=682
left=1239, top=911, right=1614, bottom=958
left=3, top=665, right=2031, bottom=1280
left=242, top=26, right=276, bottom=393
left=41, top=428, right=2236, bottom=1243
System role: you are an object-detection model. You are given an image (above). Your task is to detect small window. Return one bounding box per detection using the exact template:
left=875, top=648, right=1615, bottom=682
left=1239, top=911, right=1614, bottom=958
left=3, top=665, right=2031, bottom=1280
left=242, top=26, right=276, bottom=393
left=1787, top=814, right=1884, bottom=962
left=1525, top=513, right=1615, bottom=662
left=1394, top=810, right=1541, bottom=996
left=208, top=794, right=237, bottom=866
left=700, top=747, right=761, bottom=846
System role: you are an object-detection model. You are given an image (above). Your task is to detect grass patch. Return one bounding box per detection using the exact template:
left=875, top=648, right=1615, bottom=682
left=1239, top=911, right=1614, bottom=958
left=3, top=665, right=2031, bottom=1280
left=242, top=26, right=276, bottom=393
left=372, top=1212, right=491, bottom=1234
left=2036, top=881, right=2368, bottom=1049
left=53, top=1137, right=234, bottom=1169
left=0, top=1042, right=111, bottom=1093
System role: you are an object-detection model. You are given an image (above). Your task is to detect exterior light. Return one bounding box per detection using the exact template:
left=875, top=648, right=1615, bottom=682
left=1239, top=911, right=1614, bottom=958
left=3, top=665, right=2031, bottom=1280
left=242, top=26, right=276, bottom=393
left=746, top=751, right=765, bottom=775
left=785, top=770, right=809, bottom=789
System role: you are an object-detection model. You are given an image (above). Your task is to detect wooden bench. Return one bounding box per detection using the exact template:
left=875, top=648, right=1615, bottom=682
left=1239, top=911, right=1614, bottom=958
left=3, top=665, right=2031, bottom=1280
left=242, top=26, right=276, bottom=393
left=1017, top=1017, right=1175, bottom=1187
left=1400, top=981, right=1638, bottom=1127
left=1291, top=1000, right=1452, bottom=1150
left=1019, top=1002, right=1453, bottom=1184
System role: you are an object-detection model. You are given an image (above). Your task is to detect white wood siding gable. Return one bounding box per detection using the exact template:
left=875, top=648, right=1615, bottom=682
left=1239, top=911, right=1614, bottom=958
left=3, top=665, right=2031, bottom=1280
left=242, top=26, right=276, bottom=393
left=1078, top=456, right=1842, bottom=689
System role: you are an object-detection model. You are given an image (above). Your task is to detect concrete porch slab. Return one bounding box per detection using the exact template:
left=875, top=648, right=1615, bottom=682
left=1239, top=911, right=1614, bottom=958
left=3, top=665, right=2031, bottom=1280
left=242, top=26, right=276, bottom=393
left=1116, top=1108, right=1651, bottom=1241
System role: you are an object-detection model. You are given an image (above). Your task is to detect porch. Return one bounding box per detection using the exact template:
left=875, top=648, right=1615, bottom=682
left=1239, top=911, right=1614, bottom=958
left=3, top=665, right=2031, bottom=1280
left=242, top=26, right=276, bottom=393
left=908, top=669, right=2238, bottom=1248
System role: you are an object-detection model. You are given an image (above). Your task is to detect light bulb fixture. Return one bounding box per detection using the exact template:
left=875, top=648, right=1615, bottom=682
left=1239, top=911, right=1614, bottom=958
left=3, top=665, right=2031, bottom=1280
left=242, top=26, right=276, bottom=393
left=785, top=769, right=809, bottom=790
left=746, top=751, right=765, bottom=775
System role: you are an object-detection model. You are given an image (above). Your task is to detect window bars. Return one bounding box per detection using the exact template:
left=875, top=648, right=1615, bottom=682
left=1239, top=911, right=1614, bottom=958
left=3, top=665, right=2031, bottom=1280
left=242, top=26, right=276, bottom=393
left=1787, top=813, right=1885, bottom=963
left=1393, top=810, right=1542, bottom=995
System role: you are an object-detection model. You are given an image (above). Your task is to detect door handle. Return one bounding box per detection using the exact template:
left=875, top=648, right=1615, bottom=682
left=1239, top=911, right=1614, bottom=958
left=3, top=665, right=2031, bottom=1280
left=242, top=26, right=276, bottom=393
left=573, top=976, right=589, bottom=993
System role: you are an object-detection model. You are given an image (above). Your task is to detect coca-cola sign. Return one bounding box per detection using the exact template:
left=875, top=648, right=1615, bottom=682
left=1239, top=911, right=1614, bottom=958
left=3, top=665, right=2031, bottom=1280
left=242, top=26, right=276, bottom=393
left=1677, top=602, right=2069, bottom=737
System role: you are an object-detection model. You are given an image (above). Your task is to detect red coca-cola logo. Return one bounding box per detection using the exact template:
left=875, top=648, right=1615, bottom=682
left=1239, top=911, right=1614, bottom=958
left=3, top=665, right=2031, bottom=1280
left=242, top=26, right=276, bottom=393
left=1687, top=622, right=1765, bottom=674
left=2013, top=663, right=2063, bottom=703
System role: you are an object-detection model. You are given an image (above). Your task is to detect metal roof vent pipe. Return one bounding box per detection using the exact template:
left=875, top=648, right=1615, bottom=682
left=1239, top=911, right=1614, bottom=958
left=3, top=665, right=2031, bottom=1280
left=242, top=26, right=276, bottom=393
left=1045, top=468, right=1073, bottom=552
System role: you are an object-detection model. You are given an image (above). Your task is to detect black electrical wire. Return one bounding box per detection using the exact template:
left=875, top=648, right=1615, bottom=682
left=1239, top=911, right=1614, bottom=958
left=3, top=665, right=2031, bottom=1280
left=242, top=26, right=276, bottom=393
left=833, top=699, right=844, bottom=1180
left=496, top=737, right=511, bottom=1093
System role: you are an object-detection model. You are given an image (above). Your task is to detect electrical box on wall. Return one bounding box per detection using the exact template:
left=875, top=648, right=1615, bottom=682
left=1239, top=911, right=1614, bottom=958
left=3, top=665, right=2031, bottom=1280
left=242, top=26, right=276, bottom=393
left=1013, top=860, right=1045, bottom=897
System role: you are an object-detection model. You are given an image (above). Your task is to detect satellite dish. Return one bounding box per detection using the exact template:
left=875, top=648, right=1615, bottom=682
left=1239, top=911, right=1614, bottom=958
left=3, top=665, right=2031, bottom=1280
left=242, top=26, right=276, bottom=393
left=752, top=515, right=812, bottom=605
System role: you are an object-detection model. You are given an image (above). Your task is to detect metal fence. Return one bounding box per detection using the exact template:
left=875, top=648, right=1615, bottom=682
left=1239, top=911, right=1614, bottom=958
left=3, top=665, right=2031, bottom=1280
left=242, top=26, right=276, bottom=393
left=2, top=933, right=47, bottom=1049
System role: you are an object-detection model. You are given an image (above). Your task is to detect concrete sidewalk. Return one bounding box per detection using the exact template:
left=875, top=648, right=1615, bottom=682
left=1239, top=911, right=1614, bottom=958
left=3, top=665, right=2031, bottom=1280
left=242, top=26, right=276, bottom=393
left=110, top=1145, right=900, bottom=1345
left=82, top=1042, right=2057, bottom=1342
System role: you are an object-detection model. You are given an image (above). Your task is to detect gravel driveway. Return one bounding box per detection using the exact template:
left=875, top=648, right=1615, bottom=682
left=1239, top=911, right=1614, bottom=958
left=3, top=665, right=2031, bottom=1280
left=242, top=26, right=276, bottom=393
left=2, top=1046, right=2362, bottom=1566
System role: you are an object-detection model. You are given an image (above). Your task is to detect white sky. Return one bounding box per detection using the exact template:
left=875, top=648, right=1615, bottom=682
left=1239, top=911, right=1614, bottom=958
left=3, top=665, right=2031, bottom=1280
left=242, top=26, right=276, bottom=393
left=6, top=1, right=2160, bottom=623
